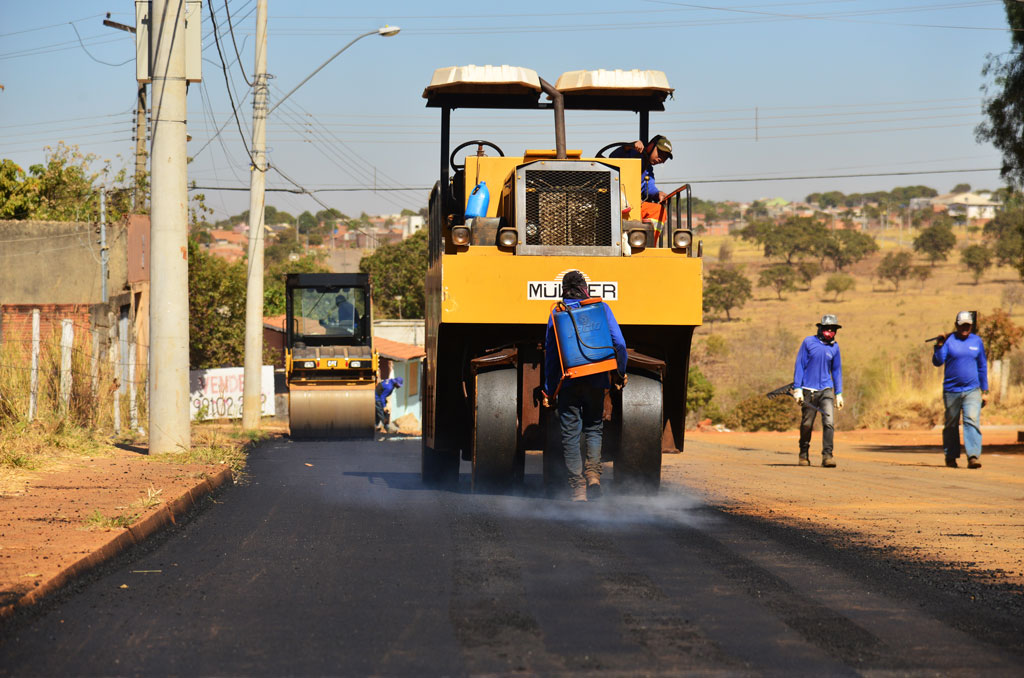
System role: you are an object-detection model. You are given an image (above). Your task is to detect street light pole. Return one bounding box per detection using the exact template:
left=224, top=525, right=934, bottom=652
left=241, top=21, right=400, bottom=431
left=267, top=26, right=400, bottom=117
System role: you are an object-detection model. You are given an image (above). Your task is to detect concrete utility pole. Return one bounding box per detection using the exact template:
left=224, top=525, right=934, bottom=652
left=242, top=0, right=268, bottom=430
left=135, top=85, right=148, bottom=211
left=149, top=0, right=191, bottom=453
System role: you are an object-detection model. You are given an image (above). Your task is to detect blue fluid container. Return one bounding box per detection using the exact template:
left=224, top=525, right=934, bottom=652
left=553, top=302, right=616, bottom=369
left=465, top=181, right=490, bottom=218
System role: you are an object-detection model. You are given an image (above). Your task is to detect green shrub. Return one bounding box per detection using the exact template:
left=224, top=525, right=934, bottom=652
left=725, top=394, right=799, bottom=432
left=687, top=367, right=714, bottom=413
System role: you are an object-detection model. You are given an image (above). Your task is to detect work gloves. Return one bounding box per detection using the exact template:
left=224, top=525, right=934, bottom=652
left=836, top=393, right=844, bottom=410
left=791, top=389, right=804, bottom=404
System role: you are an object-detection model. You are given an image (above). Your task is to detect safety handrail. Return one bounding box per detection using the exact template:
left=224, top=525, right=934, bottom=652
left=661, top=183, right=691, bottom=247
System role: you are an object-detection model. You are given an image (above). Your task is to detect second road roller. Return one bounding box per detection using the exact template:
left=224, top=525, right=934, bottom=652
left=420, top=65, right=703, bottom=493
left=285, top=272, right=377, bottom=438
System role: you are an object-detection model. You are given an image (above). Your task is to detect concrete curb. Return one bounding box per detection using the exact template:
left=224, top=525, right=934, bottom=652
left=0, top=467, right=234, bottom=621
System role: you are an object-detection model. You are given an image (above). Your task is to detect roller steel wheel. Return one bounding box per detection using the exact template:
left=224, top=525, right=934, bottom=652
left=289, top=386, right=375, bottom=439
left=614, top=373, right=663, bottom=494
left=472, top=368, right=518, bottom=493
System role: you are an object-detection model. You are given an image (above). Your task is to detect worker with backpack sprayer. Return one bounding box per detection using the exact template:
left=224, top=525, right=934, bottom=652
left=542, top=270, right=627, bottom=501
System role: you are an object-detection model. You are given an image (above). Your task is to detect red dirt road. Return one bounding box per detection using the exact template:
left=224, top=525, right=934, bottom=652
left=667, top=427, right=1024, bottom=587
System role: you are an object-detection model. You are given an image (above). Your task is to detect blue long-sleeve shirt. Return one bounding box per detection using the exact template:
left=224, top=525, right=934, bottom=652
left=932, top=333, right=988, bottom=392
left=375, top=378, right=401, bottom=408
left=544, top=299, right=627, bottom=396
left=609, top=146, right=660, bottom=202
left=793, top=335, right=843, bottom=394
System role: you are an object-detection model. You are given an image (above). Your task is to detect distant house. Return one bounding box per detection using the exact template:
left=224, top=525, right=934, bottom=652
left=930, top=192, right=1001, bottom=222
left=375, top=336, right=425, bottom=432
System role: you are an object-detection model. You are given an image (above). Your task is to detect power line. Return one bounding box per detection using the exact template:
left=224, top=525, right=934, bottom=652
left=206, top=0, right=256, bottom=166
left=190, top=166, right=1003, bottom=194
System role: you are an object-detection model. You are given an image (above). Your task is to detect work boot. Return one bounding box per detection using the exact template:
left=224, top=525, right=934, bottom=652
left=798, top=453, right=810, bottom=467
left=967, top=456, right=982, bottom=469
left=821, top=455, right=836, bottom=468
left=571, top=485, right=588, bottom=502
left=945, top=457, right=959, bottom=468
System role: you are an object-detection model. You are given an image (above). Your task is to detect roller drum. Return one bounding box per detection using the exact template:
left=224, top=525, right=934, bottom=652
left=289, top=385, right=375, bottom=439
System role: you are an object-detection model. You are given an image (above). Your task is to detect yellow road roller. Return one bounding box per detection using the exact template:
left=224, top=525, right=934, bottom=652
left=420, top=65, right=703, bottom=493
left=285, top=273, right=377, bottom=438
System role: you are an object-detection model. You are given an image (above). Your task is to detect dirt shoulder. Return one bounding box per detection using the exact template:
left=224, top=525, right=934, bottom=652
left=666, top=427, right=1024, bottom=588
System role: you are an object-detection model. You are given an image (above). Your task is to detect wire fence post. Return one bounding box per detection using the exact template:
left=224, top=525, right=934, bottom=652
left=60, top=319, right=73, bottom=413
left=29, top=309, right=39, bottom=421
left=129, top=341, right=139, bottom=431
left=111, top=332, right=121, bottom=434
left=91, top=329, right=100, bottom=399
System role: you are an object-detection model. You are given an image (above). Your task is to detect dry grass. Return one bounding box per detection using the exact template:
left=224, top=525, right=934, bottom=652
left=696, top=223, right=1024, bottom=429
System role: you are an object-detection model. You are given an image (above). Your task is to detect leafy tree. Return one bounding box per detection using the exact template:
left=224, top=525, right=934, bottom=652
left=265, top=227, right=303, bottom=268
left=758, top=264, right=798, bottom=300
left=977, top=308, right=1024, bottom=360
left=297, top=210, right=317, bottom=234
left=824, top=229, right=879, bottom=270
left=824, top=273, right=855, bottom=301
left=795, top=261, right=820, bottom=288
left=983, top=197, right=1024, bottom=277
left=263, top=253, right=330, bottom=316
left=188, top=239, right=247, bottom=369
left=876, top=250, right=913, bottom=290
left=742, top=216, right=830, bottom=264
left=359, top=229, right=428, bottom=318
left=0, top=159, right=34, bottom=219
left=911, top=265, right=933, bottom=288
left=961, top=244, right=993, bottom=284
left=952, top=183, right=972, bottom=194
left=745, top=201, right=769, bottom=219
left=1001, top=283, right=1024, bottom=313
left=977, top=2, right=1024, bottom=187
left=703, top=266, right=753, bottom=320
left=913, top=222, right=957, bottom=266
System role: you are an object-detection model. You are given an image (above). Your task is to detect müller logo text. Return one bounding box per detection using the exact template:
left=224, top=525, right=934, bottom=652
left=527, top=277, right=618, bottom=301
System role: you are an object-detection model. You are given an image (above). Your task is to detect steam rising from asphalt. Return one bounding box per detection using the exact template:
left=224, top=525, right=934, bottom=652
left=481, top=487, right=714, bottom=531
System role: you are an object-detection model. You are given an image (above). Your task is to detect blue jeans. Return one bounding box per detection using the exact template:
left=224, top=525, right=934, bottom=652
left=557, top=381, right=605, bottom=486
left=943, top=388, right=982, bottom=459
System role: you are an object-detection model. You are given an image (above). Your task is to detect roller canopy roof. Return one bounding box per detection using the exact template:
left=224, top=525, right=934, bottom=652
left=423, top=65, right=673, bottom=111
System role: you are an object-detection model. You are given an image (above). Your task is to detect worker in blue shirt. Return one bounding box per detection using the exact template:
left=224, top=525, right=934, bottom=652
left=932, top=311, right=988, bottom=469
left=610, top=136, right=673, bottom=242
left=542, top=270, right=627, bottom=501
left=375, top=376, right=403, bottom=438
left=792, top=314, right=845, bottom=467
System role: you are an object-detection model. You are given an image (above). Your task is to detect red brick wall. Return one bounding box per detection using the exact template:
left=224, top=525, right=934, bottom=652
left=1, top=304, right=93, bottom=355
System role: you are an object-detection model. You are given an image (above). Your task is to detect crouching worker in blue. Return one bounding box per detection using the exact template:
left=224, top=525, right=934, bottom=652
left=375, top=376, right=403, bottom=438
left=542, top=270, right=627, bottom=502
left=792, top=314, right=845, bottom=468
left=932, top=311, right=988, bottom=469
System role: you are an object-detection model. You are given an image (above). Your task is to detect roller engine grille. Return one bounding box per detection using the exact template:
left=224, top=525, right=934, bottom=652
left=523, top=170, right=612, bottom=247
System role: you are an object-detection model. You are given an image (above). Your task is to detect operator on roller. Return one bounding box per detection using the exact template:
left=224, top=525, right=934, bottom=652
left=791, top=314, right=845, bottom=468
left=609, top=135, right=673, bottom=240
left=542, top=270, right=627, bottom=502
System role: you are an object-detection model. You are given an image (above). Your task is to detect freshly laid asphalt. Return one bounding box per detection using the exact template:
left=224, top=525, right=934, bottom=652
left=1, top=437, right=1022, bottom=676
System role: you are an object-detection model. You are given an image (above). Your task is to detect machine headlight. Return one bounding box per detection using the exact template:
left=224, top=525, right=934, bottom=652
left=451, top=226, right=471, bottom=246
left=627, top=228, right=647, bottom=250
left=672, top=229, right=693, bottom=250
left=302, top=361, right=316, bottom=369
left=498, top=228, right=518, bottom=248
left=348, top=360, right=364, bottom=368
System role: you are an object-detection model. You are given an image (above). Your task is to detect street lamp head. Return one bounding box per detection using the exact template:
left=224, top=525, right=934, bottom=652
left=378, top=25, right=401, bottom=37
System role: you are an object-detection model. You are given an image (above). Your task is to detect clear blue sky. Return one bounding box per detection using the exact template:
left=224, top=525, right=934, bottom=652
left=0, top=1, right=1015, bottom=221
